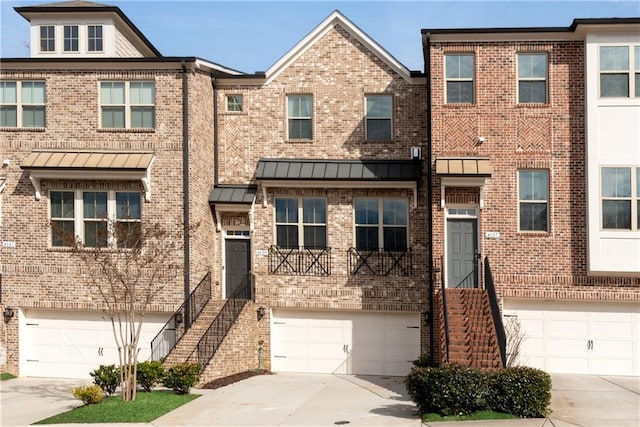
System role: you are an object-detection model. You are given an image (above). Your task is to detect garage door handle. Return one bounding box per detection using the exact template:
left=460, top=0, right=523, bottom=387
left=587, top=340, right=593, bottom=350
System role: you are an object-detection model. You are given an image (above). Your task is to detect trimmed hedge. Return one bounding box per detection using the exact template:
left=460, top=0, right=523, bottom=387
left=72, top=384, right=105, bottom=405
left=163, top=363, right=202, bottom=395
left=405, top=364, right=551, bottom=418
left=137, top=361, right=165, bottom=392
left=90, top=364, right=120, bottom=396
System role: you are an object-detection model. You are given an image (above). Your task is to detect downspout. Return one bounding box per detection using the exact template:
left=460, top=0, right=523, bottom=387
left=422, top=32, right=435, bottom=363
left=212, top=76, right=218, bottom=186
left=181, top=60, right=191, bottom=328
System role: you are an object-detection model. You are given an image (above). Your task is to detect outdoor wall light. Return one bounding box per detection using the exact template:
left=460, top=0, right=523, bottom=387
left=423, top=310, right=431, bottom=324
left=257, top=306, right=266, bottom=320
left=3, top=307, right=15, bottom=323
left=174, top=312, right=183, bottom=325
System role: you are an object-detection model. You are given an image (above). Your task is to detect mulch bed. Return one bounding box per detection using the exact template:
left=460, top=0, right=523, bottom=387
left=201, top=369, right=273, bottom=390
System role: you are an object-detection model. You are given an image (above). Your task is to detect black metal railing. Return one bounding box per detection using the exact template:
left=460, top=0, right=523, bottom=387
left=440, top=255, right=450, bottom=364
left=484, top=257, right=506, bottom=368
left=269, top=245, right=331, bottom=276
left=150, top=272, right=211, bottom=361
left=196, top=284, right=249, bottom=369
left=348, top=248, right=412, bottom=276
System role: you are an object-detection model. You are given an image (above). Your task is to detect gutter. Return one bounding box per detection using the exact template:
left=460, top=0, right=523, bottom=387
left=181, top=60, right=191, bottom=328
left=422, top=32, right=435, bottom=363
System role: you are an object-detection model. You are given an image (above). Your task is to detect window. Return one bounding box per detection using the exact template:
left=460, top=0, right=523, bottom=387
left=366, top=95, right=392, bottom=141
left=287, top=95, right=312, bottom=139
left=518, top=53, right=547, bottom=103
left=40, top=25, right=55, bottom=52
left=445, top=54, right=474, bottom=103
left=49, top=190, right=142, bottom=248
left=601, top=167, right=640, bottom=230
left=275, top=197, right=326, bottom=249
left=0, top=81, right=45, bottom=128
left=100, top=81, right=155, bottom=129
left=600, top=45, right=640, bottom=98
left=518, top=170, right=549, bottom=232
left=88, top=25, right=103, bottom=52
left=354, top=198, right=408, bottom=251
left=63, top=25, right=79, bottom=52
left=226, top=95, right=243, bottom=112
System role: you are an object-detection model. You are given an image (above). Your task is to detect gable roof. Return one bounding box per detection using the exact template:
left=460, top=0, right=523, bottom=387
left=15, top=0, right=162, bottom=57
left=265, top=10, right=413, bottom=83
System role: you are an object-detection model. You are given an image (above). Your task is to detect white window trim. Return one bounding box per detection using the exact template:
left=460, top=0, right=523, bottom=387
left=286, top=94, right=313, bottom=140
left=0, top=80, right=46, bottom=128
left=598, top=44, right=640, bottom=99
left=517, top=52, right=548, bottom=104
left=365, top=94, right=393, bottom=142
left=517, top=169, right=550, bottom=233
left=273, top=197, right=327, bottom=248
left=600, top=166, right=639, bottom=231
left=48, top=189, right=142, bottom=248
left=353, top=197, right=409, bottom=251
left=99, top=81, right=155, bottom=129
left=444, top=53, right=475, bottom=104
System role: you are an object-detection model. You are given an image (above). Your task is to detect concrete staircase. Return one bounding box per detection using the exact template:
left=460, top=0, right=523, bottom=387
left=444, top=288, right=502, bottom=370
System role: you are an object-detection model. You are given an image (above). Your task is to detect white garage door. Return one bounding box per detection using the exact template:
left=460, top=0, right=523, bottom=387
left=271, top=310, right=420, bottom=376
left=504, top=300, right=640, bottom=376
left=21, top=309, right=170, bottom=378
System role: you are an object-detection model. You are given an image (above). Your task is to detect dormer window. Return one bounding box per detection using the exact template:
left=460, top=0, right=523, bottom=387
left=63, top=25, right=79, bottom=52
left=88, top=25, right=103, bottom=52
left=39, top=25, right=55, bottom=52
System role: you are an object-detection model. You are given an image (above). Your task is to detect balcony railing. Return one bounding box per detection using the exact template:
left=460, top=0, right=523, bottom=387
left=269, top=245, right=331, bottom=276
left=348, top=248, right=412, bottom=276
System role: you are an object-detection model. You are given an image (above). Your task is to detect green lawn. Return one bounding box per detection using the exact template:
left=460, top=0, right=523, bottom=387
left=34, top=391, right=199, bottom=424
left=423, top=410, right=519, bottom=422
left=0, top=372, right=16, bottom=381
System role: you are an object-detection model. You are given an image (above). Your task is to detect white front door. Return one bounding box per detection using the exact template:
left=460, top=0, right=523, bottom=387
left=271, top=310, right=420, bottom=376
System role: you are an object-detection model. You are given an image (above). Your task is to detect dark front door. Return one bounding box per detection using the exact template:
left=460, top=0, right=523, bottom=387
left=447, top=219, right=478, bottom=288
left=225, top=239, right=251, bottom=299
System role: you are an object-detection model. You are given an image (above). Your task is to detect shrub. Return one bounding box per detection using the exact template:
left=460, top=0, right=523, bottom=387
left=137, top=360, right=165, bottom=392
left=412, top=354, right=436, bottom=368
left=162, top=363, right=202, bottom=394
left=487, top=366, right=551, bottom=418
left=90, top=364, right=120, bottom=396
left=71, top=384, right=105, bottom=405
left=405, top=364, right=487, bottom=416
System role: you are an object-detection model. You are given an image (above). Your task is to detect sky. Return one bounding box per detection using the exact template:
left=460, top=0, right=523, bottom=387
left=1, top=0, right=639, bottom=73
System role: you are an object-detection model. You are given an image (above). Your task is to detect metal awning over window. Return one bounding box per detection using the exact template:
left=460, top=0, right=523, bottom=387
left=435, top=157, right=492, bottom=209
left=209, top=184, right=257, bottom=232
left=20, top=150, right=154, bottom=201
left=256, top=158, right=422, bottom=207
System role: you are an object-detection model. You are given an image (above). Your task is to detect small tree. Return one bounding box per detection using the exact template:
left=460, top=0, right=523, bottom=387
left=504, top=314, right=525, bottom=367
left=54, top=215, right=191, bottom=402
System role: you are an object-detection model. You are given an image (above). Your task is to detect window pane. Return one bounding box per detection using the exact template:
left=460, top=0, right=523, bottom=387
left=40, top=26, right=54, bottom=52
left=600, top=46, right=629, bottom=71
left=635, top=73, right=640, bottom=97
left=52, top=221, right=75, bottom=247
left=116, top=192, right=141, bottom=219
left=303, top=198, right=326, bottom=223
left=51, top=191, right=74, bottom=218
left=288, top=119, right=312, bottom=139
left=367, top=119, right=392, bottom=141
left=0, top=106, right=17, bottom=127
left=130, top=82, right=155, bottom=104
left=102, top=107, right=125, bottom=128
left=0, top=82, right=17, bottom=103
left=355, top=199, right=378, bottom=225
left=22, top=106, right=45, bottom=127
left=304, top=226, right=326, bottom=249
left=520, top=170, right=548, bottom=201
left=518, top=53, right=547, bottom=78
left=63, top=25, right=78, bottom=51
left=637, top=168, right=640, bottom=197
left=446, top=81, right=473, bottom=103
left=519, top=81, right=546, bottom=103
left=635, top=46, right=640, bottom=70
left=446, top=54, right=474, bottom=79
left=227, top=95, right=243, bottom=112
left=131, top=107, right=155, bottom=128
left=83, top=192, right=108, bottom=218
left=288, top=95, right=312, bottom=117
left=100, top=82, right=125, bottom=104
left=275, top=198, right=297, bottom=223
left=356, top=227, right=378, bottom=251
left=22, top=82, right=45, bottom=104
left=600, top=74, right=629, bottom=97
left=85, top=221, right=108, bottom=247
left=276, top=225, right=298, bottom=248
left=602, top=167, right=631, bottom=197
left=383, top=227, right=407, bottom=251
left=366, top=96, right=391, bottom=118
left=520, top=203, right=548, bottom=231
left=116, top=222, right=141, bottom=249
left=383, top=199, right=407, bottom=225
left=602, top=200, right=631, bottom=229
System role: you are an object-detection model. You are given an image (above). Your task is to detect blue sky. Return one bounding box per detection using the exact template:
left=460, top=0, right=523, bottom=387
left=1, top=1, right=639, bottom=72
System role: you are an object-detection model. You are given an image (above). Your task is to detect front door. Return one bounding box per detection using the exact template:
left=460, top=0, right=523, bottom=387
left=225, top=239, right=251, bottom=299
left=447, top=219, right=478, bottom=288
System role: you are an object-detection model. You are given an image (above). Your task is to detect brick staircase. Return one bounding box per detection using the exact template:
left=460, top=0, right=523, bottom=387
left=444, top=288, right=502, bottom=370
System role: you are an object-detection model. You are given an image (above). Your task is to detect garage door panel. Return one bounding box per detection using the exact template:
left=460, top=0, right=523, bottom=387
left=591, top=359, right=633, bottom=375
left=548, top=320, right=587, bottom=337
left=591, top=321, right=631, bottom=339
left=548, top=357, right=589, bottom=374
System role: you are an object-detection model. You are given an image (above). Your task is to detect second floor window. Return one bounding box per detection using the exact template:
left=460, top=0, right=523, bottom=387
left=40, top=25, right=55, bottom=52
left=445, top=53, right=474, bottom=103
left=518, top=53, right=547, bottom=103
left=354, top=198, right=408, bottom=251
left=601, top=167, right=639, bottom=230
left=287, top=95, right=312, bottom=140
left=366, top=95, right=392, bottom=141
left=518, top=170, right=549, bottom=232
left=63, top=25, right=79, bottom=52
left=100, top=81, right=155, bottom=129
left=275, top=197, right=326, bottom=249
left=88, top=25, right=103, bottom=52
left=0, top=81, right=46, bottom=128
left=600, top=45, right=640, bottom=98
left=226, top=95, right=243, bottom=112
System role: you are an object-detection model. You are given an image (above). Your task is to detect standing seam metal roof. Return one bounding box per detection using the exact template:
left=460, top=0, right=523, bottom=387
left=256, top=159, right=421, bottom=181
